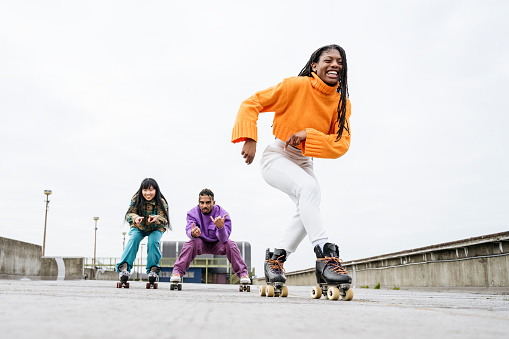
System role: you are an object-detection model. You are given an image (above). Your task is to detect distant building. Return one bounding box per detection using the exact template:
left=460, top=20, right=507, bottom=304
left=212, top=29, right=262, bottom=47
left=159, top=241, right=252, bottom=284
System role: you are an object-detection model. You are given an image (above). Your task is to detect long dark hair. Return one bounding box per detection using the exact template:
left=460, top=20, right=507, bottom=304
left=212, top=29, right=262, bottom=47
left=298, top=44, right=350, bottom=141
left=126, top=178, right=170, bottom=227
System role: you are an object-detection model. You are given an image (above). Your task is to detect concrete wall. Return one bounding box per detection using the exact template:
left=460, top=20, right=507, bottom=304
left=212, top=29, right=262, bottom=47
left=41, top=257, right=84, bottom=280
left=83, top=268, right=119, bottom=280
left=0, top=237, right=41, bottom=279
left=346, top=233, right=509, bottom=289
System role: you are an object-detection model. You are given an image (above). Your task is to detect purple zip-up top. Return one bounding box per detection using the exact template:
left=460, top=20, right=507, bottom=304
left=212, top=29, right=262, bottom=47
left=186, top=204, right=231, bottom=243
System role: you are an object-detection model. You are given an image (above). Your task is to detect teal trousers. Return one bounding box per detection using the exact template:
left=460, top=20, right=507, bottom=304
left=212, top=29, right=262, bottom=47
left=116, top=228, right=163, bottom=273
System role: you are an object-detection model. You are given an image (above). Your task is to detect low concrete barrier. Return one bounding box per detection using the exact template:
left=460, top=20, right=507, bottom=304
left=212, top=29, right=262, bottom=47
left=346, top=231, right=509, bottom=290
left=85, top=268, right=119, bottom=280
left=41, top=257, right=84, bottom=280
left=0, top=236, right=41, bottom=280
left=253, top=232, right=509, bottom=290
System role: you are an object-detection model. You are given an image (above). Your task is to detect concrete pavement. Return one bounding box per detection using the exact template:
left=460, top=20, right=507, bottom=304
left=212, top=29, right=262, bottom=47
left=0, top=279, right=508, bottom=338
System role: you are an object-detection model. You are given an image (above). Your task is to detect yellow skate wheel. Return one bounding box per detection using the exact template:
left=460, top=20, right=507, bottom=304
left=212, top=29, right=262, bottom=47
left=266, top=285, right=275, bottom=297
left=327, top=286, right=340, bottom=300
left=311, top=286, right=322, bottom=299
left=341, top=288, right=354, bottom=301
left=259, top=285, right=267, bottom=297
left=281, top=286, right=288, bottom=297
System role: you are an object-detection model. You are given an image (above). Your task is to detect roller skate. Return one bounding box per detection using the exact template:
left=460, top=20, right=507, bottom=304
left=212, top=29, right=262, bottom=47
left=116, top=263, right=130, bottom=288
left=310, top=243, right=353, bottom=301
left=239, top=274, right=251, bottom=292
left=169, top=272, right=182, bottom=291
left=146, top=266, right=160, bottom=289
left=260, top=248, right=288, bottom=297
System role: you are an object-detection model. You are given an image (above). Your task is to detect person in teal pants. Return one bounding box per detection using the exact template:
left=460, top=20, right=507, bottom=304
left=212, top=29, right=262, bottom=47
left=116, top=178, right=171, bottom=283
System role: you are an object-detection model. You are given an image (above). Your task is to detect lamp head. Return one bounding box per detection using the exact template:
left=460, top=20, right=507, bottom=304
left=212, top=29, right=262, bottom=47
left=44, top=190, right=52, bottom=196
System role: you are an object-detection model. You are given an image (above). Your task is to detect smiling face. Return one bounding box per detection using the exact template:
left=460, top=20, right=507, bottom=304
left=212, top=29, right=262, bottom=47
left=142, top=186, right=156, bottom=201
left=311, top=48, right=343, bottom=86
left=199, top=195, right=215, bottom=215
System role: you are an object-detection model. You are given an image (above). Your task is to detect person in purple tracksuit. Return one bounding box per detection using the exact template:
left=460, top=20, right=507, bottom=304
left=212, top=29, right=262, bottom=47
left=170, top=188, right=250, bottom=285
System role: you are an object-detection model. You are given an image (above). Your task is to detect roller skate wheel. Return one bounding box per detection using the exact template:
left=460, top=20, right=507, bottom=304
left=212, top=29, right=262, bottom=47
left=146, top=283, right=151, bottom=289
left=327, top=286, right=340, bottom=300
left=259, top=285, right=267, bottom=297
left=116, top=282, right=121, bottom=288
left=281, top=285, right=288, bottom=297
left=239, top=286, right=243, bottom=292
left=177, top=284, right=182, bottom=291
left=341, top=288, right=354, bottom=301
left=246, top=285, right=250, bottom=292
left=311, top=286, right=322, bottom=299
left=154, top=283, right=158, bottom=289
left=125, top=283, right=129, bottom=289
left=265, top=285, right=275, bottom=297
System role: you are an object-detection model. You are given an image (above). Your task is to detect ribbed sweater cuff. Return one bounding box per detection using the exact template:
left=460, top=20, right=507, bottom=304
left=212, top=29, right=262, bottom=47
left=302, top=128, right=323, bottom=157
left=232, top=121, right=257, bottom=143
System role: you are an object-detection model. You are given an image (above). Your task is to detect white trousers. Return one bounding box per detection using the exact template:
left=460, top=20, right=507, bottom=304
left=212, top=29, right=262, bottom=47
left=260, top=139, right=328, bottom=253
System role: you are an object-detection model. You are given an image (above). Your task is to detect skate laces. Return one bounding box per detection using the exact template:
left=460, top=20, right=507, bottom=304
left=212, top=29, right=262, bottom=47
left=319, top=257, right=347, bottom=274
left=266, top=255, right=286, bottom=273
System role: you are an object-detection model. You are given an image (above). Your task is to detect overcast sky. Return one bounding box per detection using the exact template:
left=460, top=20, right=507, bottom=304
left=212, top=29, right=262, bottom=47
left=1, top=1, right=508, bottom=275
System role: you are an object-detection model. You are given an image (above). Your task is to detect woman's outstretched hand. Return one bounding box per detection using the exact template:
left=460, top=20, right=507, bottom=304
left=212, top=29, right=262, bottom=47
left=285, top=130, right=307, bottom=150
left=241, top=138, right=257, bottom=165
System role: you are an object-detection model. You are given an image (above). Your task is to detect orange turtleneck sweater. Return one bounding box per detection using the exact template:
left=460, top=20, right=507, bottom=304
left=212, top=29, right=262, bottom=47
left=231, top=73, right=351, bottom=159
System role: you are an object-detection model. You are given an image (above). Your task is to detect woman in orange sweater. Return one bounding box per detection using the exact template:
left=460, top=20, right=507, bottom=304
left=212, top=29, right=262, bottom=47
left=232, top=44, right=353, bottom=299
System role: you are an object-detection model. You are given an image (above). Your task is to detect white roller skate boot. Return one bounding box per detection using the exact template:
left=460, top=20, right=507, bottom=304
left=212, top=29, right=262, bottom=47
left=169, top=272, right=182, bottom=291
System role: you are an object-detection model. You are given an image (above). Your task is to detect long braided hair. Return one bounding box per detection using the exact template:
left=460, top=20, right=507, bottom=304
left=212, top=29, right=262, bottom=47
left=126, top=178, right=170, bottom=228
left=298, top=44, right=350, bottom=141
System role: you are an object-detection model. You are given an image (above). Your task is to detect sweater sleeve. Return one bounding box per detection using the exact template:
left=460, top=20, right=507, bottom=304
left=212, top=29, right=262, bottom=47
left=232, top=80, right=288, bottom=143
left=216, top=211, right=232, bottom=244
left=302, top=98, right=352, bottom=159
left=186, top=210, right=198, bottom=240
left=153, top=200, right=168, bottom=227
left=125, top=198, right=140, bottom=226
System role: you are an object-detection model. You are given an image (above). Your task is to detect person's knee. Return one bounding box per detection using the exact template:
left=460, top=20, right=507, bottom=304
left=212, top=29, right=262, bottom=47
left=128, top=229, right=145, bottom=243
left=298, top=180, right=320, bottom=200
left=148, top=238, right=160, bottom=248
left=225, top=240, right=240, bottom=252
left=183, top=237, right=203, bottom=251
left=190, top=237, right=203, bottom=245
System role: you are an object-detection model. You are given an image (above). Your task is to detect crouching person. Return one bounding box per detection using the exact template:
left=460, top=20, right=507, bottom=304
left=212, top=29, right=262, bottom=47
left=170, top=188, right=250, bottom=286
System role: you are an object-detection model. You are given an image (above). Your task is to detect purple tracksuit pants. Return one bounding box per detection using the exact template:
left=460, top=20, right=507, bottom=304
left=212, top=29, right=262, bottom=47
left=172, top=237, right=248, bottom=277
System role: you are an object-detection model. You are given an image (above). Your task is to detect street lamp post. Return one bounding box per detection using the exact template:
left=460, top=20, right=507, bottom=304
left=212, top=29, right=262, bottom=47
left=122, top=232, right=126, bottom=250
left=42, top=190, right=52, bottom=256
left=93, top=217, right=99, bottom=278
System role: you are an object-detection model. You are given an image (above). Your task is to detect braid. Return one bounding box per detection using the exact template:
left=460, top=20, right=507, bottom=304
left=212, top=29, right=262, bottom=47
left=299, top=44, right=350, bottom=141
